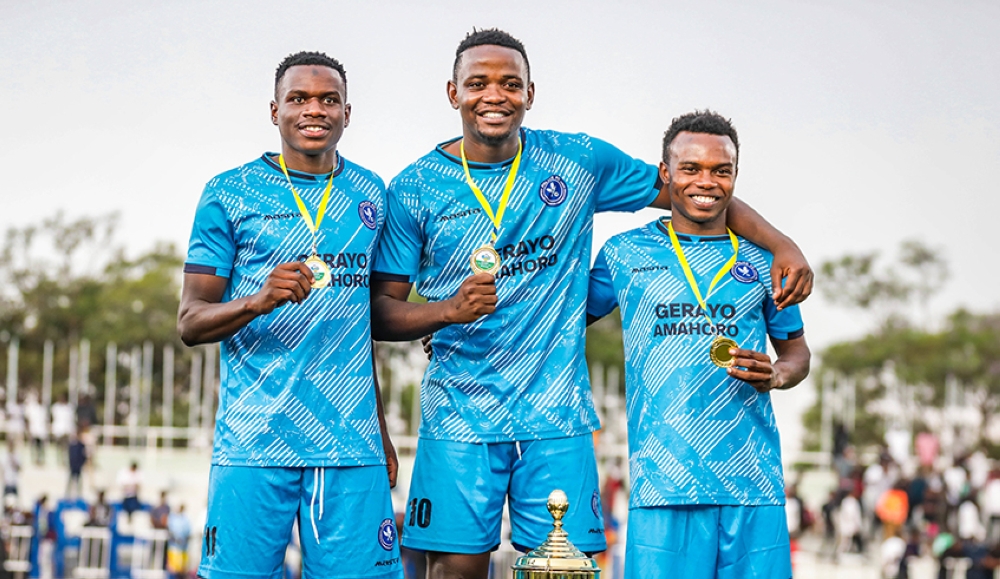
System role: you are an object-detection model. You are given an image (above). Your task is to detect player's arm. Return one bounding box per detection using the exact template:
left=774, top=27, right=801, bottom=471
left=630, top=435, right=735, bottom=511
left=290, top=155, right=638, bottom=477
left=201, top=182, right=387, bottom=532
left=650, top=188, right=811, bottom=309
left=177, top=263, right=313, bottom=346
left=727, top=335, right=811, bottom=393
left=370, top=275, right=497, bottom=342
left=372, top=347, right=397, bottom=488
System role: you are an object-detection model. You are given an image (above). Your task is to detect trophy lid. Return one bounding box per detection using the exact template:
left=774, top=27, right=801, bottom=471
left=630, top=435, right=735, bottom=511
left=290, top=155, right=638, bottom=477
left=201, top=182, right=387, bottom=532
left=511, top=490, right=601, bottom=576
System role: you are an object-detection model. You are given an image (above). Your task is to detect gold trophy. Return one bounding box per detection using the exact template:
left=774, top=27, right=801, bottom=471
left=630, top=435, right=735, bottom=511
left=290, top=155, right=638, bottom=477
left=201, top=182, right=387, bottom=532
left=512, top=490, right=601, bottom=579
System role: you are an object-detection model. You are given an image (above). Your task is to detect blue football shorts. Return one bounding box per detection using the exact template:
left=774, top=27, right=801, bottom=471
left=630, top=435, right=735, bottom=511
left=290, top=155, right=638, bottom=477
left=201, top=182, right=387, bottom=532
left=400, top=434, right=605, bottom=554
left=625, top=504, right=791, bottom=579
left=197, top=464, right=403, bottom=579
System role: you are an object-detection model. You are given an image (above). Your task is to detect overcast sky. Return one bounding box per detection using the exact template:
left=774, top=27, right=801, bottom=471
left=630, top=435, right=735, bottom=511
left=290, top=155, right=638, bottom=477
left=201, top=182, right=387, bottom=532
left=3, top=0, right=998, bottom=456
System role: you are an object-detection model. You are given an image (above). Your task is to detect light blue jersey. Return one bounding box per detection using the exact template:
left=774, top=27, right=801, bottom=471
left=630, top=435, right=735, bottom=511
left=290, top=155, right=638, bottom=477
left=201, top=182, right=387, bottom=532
left=185, top=154, right=386, bottom=468
left=588, top=219, right=804, bottom=508
left=373, top=128, right=659, bottom=443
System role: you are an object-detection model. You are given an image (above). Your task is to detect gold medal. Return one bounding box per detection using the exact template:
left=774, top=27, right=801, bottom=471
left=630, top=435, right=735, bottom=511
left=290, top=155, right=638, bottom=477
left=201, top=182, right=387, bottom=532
left=305, top=254, right=331, bottom=289
left=470, top=244, right=501, bottom=275
left=710, top=337, right=739, bottom=368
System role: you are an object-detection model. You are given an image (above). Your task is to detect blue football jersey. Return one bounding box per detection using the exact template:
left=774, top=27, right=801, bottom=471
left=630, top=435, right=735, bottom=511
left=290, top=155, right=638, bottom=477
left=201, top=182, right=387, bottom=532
left=185, top=153, right=386, bottom=467
left=588, top=219, right=804, bottom=508
left=373, top=128, right=659, bottom=443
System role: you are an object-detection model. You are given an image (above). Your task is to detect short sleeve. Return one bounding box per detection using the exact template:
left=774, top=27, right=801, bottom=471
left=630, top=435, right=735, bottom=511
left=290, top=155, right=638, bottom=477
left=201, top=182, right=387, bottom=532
left=764, top=299, right=804, bottom=341
left=184, top=185, right=235, bottom=278
left=372, top=180, right=423, bottom=282
left=590, top=137, right=659, bottom=214
left=587, top=247, right=619, bottom=319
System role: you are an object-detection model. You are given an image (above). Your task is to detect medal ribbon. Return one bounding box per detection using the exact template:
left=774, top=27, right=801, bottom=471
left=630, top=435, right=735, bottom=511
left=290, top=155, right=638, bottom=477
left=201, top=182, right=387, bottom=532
left=278, top=154, right=336, bottom=254
left=460, top=138, right=523, bottom=244
left=666, top=220, right=739, bottom=327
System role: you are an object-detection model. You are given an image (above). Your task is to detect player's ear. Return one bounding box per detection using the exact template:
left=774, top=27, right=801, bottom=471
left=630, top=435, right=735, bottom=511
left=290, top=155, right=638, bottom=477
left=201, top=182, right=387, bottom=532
left=525, top=81, right=535, bottom=110
left=343, top=103, right=351, bottom=127
left=447, top=80, right=459, bottom=110
left=658, top=161, right=670, bottom=186
left=270, top=101, right=278, bottom=126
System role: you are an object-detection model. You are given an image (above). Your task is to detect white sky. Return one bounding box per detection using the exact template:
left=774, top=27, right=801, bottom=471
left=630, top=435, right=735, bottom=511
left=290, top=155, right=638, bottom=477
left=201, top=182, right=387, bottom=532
left=3, top=0, right=998, bottom=455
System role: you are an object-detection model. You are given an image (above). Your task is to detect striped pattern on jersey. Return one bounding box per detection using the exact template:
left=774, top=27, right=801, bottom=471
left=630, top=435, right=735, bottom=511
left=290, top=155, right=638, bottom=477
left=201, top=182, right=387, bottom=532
left=588, top=220, right=804, bottom=508
left=185, top=154, right=386, bottom=467
left=374, top=128, right=659, bottom=443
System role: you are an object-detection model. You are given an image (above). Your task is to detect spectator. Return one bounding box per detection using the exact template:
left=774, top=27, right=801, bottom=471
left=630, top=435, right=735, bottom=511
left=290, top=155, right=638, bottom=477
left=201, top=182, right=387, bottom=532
left=981, top=470, right=1000, bottom=543
left=2, top=440, right=20, bottom=497
left=837, top=488, right=865, bottom=558
left=151, top=491, right=170, bottom=530
left=922, top=473, right=946, bottom=539
left=75, top=394, right=98, bottom=433
left=958, top=491, right=985, bottom=542
left=6, top=395, right=25, bottom=450
left=117, top=461, right=143, bottom=519
left=166, top=504, right=192, bottom=579
left=50, top=394, right=75, bottom=463
left=87, top=490, right=112, bottom=527
left=879, top=528, right=906, bottom=579
left=66, top=434, right=87, bottom=498
left=25, top=393, right=47, bottom=466
left=875, top=481, right=909, bottom=540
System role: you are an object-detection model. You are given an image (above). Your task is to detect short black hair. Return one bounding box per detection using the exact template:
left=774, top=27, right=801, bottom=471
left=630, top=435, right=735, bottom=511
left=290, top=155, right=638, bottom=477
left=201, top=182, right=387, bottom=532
left=453, top=28, right=530, bottom=81
left=274, top=51, right=347, bottom=97
left=662, top=110, right=740, bottom=166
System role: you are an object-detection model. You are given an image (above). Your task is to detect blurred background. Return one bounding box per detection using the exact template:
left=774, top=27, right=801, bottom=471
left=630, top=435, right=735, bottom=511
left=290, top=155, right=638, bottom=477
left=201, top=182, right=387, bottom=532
left=1, top=1, right=998, bottom=577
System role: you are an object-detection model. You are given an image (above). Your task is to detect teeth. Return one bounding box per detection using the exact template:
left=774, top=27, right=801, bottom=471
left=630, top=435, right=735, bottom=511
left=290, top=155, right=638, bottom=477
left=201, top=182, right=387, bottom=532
left=482, top=112, right=504, bottom=118
left=693, top=195, right=716, bottom=204
left=302, top=126, right=325, bottom=131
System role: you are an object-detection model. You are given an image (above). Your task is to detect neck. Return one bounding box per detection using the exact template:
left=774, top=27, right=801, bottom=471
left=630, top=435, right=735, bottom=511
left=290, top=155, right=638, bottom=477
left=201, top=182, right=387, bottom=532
left=279, top=147, right=337, bottom=174
left=668, top=211, right=728, bottom=236
left=447, top=131, right=520, bottom=164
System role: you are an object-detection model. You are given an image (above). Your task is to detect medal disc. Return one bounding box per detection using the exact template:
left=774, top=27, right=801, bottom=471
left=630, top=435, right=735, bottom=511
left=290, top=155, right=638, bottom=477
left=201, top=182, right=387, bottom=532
left=305, top=255, right=331, bottom=289
left=470, top=245, right=501, bottom=275
left=710, top=337, right=739, bottom=368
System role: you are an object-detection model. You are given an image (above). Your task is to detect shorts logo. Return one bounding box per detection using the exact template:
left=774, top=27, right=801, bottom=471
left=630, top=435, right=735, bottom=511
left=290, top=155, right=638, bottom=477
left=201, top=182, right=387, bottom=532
left=539, top=175, right=568, bottom=207
left=359, top=201, right=378, bottom=230
left=378, top=518, right=396, bottom=551
left=591, top=491, right=601, bottom=518
left=731, top=261, right=758, bottom=283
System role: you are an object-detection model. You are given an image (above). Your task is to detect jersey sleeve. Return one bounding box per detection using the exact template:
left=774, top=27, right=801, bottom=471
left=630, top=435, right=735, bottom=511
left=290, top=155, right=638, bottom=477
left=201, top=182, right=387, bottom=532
left=764, top=288, right=805, bottom=341
left=372, top=179, right=423, bottom=282
left=587, top=246, right=619, bottom=319
left=184, top=185, right=235, bottom=278
left=590, top=137, right=660, bottom=214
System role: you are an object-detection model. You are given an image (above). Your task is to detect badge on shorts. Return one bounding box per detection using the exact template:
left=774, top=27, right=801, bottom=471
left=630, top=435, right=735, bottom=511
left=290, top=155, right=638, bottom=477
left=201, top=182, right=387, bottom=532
left=591, top=491, right=601, bottom=518
left=539, top=175, right=568, bottom=207
left=378, top=518, right=396, bottom=551
left=730, top=260, right=758, bottom=283
left=359, top=201, right=378, bottom=230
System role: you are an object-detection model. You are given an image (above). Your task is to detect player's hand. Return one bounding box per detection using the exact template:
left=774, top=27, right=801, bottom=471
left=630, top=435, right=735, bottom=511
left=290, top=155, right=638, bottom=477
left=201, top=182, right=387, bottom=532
left=249, top=262, right=314, bottom=314
left=444, top=273, right=497, bottom=323
left=726, top=348, right=780, bottom=393
left=770, top=243, right=813, bottom=310
left=382, top=435, right=398, bottom=488
left=421, top=334, right=434, bottom=360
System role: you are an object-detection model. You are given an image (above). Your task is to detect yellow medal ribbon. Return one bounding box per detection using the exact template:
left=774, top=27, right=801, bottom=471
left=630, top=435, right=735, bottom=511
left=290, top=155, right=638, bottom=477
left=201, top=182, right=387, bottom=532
left=460, top=138, right=523, bottom=244
left=278, top=154, right=336, bottom=254
left=666, top=220, right=739, bottom=327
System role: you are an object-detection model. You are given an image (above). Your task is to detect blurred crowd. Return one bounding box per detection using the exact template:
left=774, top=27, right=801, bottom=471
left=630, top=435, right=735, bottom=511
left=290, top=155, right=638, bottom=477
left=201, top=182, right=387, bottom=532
left=788, top=428, right=1000, bottom=579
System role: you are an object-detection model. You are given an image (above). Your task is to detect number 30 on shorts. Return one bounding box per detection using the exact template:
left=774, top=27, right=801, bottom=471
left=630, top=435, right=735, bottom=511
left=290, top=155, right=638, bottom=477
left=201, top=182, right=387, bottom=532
left=407, top=498, right=432, bottom=528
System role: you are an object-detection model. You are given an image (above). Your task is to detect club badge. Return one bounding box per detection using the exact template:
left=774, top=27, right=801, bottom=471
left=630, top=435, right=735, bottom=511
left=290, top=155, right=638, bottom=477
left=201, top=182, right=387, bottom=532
left=731, top=261, right=758, bottom=283
left=359, top=201, right=378, bottom=230
left=539, top=175, right=568, bottom=207
left=378, top=518, right=396, bottom=551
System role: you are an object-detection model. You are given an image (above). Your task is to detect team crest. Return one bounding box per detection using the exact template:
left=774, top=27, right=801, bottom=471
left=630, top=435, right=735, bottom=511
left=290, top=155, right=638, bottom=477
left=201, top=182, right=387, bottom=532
left=378, top=518, right=396, bottom=551
left=731, top=261, right=759, bottom=283
left=591, top=491, right=602, bottom=518
left=539, top=175, right=568, bottom=207
left=359, top=201, right=378, bottom=230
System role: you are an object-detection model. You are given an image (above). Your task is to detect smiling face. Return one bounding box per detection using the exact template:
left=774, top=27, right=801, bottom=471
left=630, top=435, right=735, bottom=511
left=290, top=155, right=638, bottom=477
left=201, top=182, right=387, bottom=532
left=448, top=44, right=534, bottom=161
left=270, top=65, right=350, bottom=173
left=660, top=132, right=738, bottom=234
